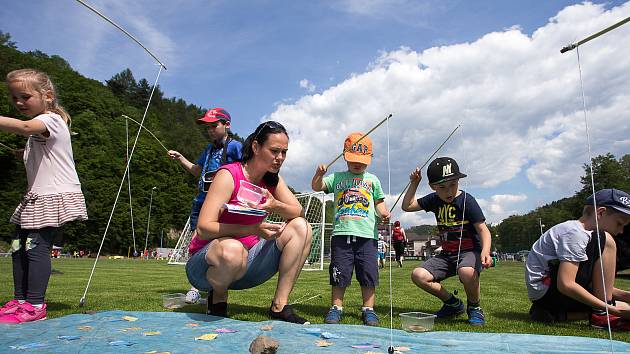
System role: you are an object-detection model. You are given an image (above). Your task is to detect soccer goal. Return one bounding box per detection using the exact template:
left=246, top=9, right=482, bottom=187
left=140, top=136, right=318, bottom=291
left=168, top=191, right=326, bottom=271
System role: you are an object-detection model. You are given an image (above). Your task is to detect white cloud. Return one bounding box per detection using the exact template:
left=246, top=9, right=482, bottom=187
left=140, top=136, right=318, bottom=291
left=477, top=194, right=528, bottom=224
left=269, top=2, right=630, bottom=225
left=299, top=79, right=316, bottom=93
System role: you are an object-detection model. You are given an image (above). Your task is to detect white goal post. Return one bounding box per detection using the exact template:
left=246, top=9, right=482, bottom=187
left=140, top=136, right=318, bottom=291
left=168, top=191, right=326, bottom=271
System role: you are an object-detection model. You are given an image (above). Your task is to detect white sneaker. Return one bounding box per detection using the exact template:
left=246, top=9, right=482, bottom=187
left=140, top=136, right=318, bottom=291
left=185, top=289, right=200, bottom=304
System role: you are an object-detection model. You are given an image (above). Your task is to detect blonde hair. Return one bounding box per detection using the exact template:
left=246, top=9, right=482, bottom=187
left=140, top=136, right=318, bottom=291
left=6, top=69, right=71, bottom=128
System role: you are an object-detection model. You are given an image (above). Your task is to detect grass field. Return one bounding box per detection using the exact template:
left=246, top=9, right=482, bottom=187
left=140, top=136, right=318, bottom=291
left=1, top=258, right=629, bottom=342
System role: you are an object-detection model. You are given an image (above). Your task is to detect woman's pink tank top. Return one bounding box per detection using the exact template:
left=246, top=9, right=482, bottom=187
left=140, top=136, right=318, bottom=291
left=188, top=162, right=275, bottom=255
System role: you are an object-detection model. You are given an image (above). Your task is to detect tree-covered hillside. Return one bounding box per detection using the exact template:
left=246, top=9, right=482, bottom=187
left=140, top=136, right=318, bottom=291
left=0, top=32, right=242, bottom=254
left=496, top=153, right=630, bottom=252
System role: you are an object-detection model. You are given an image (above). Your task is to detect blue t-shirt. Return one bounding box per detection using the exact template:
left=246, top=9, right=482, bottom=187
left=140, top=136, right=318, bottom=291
left=194, top=139, right=243, bottom=200
left=418, top=192, right=485, bottom=253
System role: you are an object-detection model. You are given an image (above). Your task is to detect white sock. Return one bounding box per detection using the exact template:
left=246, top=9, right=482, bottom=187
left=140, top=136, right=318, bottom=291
left=362, top=306, right=373, bottom=312
left=17, top=300, right=25, bottom=304
left=332, top=305, right=343, bottom=311
left=32, top=304, right=43, bottom=309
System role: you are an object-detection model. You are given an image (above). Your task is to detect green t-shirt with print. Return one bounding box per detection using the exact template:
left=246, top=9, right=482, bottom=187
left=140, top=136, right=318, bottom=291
left=323, top=171, right=384, bottom=239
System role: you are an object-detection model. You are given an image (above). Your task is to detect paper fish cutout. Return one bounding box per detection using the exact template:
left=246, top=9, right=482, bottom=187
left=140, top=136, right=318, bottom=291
left=195, top=333, right=219, bottom=341
left=109, top=340, right=135, bottom=346
left=77, top=326, right=93, bottom=331
left=143, top=331, right=161, bottom=336
left=215, top=328, right=237, bottom=333
left=260, top=325, right=273, bottom=331
left=316, top=340, right=333, bottom=347
left=57, top=335, right=81, bottom=341
left=122, top=315, right=138, bottom=322
left=186, top=323, right=200, bottom=327
left=123, top=327, right=142, bottom=331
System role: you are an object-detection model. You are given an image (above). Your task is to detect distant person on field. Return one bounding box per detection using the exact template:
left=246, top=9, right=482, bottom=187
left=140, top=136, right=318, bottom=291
left=0, top=69, right=88, bottom=324
left=377, top=234, right=388, bottom=269
left=312, top=132, right=391, bottom=326
left=401, top=157, right=492, bottom=326
left=168, top=108, right=242, bottom=305
left=392, top=220, right=407, bottom=267
left=526, top=189, right=630, bottom=330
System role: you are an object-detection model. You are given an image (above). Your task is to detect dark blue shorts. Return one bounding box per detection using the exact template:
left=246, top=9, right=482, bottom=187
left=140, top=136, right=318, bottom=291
left=329, top=235, right=378, bottom=287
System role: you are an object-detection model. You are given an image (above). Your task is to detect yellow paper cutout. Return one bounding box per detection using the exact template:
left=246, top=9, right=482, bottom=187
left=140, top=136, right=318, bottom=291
left=195, top=333, right=219, bottom=341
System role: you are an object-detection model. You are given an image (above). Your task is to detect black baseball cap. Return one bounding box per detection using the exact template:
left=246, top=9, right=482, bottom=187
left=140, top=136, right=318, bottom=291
left=585, top=189, right=630, bottom=215
left=427, top=157, right=467, bottom=184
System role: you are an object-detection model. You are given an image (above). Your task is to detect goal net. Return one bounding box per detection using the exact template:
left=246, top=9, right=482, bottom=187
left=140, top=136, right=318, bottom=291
left=168, top=191, right=326, bottom=271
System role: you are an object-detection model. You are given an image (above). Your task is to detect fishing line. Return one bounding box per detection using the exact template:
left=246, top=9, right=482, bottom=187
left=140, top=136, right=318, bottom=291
left=125, top=119, right=138, bottom=257
left=384, top=116, right=397, bottom=354
left=453, top=124, right=468, bottom=297
left=576, top=45, right=614, bottom=352
left=80, top=65, right=164, bottom=307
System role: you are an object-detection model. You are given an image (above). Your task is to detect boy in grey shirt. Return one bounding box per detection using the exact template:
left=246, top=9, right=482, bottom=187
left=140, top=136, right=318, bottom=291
left=526, top=189, right=630, bottom=330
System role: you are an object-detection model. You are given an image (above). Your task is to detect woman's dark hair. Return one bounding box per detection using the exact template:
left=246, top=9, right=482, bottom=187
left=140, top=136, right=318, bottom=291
left=242, top=121, right=288, bottom=187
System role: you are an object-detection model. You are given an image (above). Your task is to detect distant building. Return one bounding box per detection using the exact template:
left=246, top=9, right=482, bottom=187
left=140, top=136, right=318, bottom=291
left=406, top=232, right=440, bottom=259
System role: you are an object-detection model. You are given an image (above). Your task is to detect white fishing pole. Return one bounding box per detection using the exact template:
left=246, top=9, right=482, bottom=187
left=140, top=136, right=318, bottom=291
left=80, top=65, right=164, bottom=307
left=120, top=114, right=169, bottom=152
left=74, top=0, right=167, bottom=69
left=389, top=124, right=461, bottom=213
left=560, top=15, right=630, bottom=351
left=0, top=142, right=16, bottom=152
left=325, top=113, right=392, bottom=169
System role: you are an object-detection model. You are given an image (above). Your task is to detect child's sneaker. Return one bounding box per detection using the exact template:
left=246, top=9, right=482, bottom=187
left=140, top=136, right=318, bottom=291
left=434, top=298, right=464, bottom=318
left=361, top=308, right=379, bottom=326
left=324, top=305, right=343, bottom=324
left=185, top=288, right=200, bottom=304
left=0, top=300, right=21, bottom=316
left=467, top=306, right=486, bottom=326
left=0, top=302, right=46, bottom=324
left=590, top=313, right=630, bottom=331
left=268, top=304, right=309, bottom=324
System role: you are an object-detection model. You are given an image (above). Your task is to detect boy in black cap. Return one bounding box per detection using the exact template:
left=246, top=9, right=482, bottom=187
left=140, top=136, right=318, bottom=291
left=525, top=189, right=630, bottom=330
left=401, top=157, right=492, bottom=326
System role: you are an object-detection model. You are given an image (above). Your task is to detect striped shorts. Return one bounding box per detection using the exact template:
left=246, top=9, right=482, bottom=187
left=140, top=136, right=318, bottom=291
left=10, top=191, right=88, bottom=229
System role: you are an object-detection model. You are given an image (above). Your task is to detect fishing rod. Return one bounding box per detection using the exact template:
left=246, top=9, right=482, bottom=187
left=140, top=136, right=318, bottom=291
left=0, top=142, right=17, bottom=152
left=389, top=124, right=461, bottom=213
left=325, top=113, right=393, bottom=169
left=74, top=0, right=166, bottom=68
left=560, top=15, right=630, bottom=53
left=120, top=115, right=169, bottom=152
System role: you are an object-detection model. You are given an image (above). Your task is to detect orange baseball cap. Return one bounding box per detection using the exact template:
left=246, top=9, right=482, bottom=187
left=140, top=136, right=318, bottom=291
left=343, top=132, right=372, bottom=165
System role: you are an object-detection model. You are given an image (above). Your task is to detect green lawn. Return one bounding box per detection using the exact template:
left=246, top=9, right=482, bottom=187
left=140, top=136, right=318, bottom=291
left=0, top=258, right=628, bottom=342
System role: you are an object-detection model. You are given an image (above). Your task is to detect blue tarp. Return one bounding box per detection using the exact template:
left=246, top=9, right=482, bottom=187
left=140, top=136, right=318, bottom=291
left=1, top=310, right=629, bottom=353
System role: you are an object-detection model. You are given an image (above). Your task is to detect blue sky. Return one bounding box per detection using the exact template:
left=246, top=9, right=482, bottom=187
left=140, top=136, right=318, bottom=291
left=2, top=0, right=630, bottom=225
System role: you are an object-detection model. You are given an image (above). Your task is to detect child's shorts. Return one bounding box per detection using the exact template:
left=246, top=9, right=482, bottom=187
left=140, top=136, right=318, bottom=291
left=420, top=250, right=482, bottom=281
left=377, top=252, right=385, bottom=260
left=186, top=238, right=281, bottom=291
left=329, top=235, right=378, bottom=287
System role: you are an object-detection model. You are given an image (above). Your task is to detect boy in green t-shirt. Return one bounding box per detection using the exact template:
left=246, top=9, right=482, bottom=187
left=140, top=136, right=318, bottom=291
left=312, top=132, right=391, bottom=326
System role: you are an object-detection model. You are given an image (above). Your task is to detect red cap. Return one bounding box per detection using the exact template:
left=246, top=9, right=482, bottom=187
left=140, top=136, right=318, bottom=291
left=196, top=107, right=231, bottom=124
